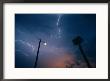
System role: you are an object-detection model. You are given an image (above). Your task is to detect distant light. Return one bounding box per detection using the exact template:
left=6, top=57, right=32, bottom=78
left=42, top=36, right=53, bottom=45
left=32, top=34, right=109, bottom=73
left=43, top=42, right=47, bottom=46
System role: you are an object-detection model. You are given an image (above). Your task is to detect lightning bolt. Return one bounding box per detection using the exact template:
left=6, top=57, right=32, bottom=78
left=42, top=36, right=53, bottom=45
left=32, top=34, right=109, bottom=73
left=15, top=40, right=35, bottom=52
left=56, top=15, right=62, bottom=27
left=56, top=14, right=63, bottom=38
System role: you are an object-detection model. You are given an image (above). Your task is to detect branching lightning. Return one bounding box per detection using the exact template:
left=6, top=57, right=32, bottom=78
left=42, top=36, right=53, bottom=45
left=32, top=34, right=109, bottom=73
left=15, top=40, right=35, bottom=51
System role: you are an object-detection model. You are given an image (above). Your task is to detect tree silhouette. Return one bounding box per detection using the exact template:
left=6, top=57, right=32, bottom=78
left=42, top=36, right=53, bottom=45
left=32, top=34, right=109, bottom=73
left=72, top=36, right=92, bottom=68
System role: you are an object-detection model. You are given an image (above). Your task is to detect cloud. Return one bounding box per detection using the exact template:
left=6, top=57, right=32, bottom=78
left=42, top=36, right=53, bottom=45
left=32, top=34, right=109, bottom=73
left=37, top=48, right=77, bottom=68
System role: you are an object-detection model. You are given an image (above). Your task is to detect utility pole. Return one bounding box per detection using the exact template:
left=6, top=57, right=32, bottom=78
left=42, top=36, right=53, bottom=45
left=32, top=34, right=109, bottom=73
left=34, top=39, right=41, bottom=68
left=72, top=36, right=92, bottom=68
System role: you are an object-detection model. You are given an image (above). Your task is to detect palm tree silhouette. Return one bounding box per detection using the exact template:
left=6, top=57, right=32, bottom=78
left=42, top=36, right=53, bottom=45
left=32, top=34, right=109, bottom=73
left=72, top=36, right=92, bottom=68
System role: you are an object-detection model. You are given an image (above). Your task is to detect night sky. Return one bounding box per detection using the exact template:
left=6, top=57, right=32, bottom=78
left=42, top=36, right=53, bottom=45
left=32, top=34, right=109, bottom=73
left=15, top=14, right=96, bottom=68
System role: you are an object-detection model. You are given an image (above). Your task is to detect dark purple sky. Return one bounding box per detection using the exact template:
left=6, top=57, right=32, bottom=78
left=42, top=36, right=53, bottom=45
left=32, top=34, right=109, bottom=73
left=15, top=14, right=96, bottom=68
